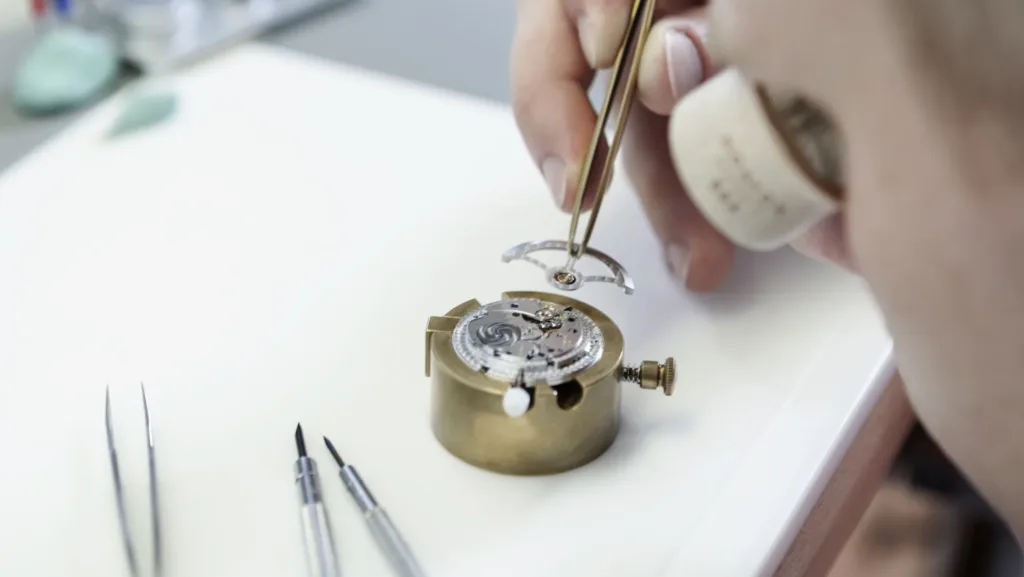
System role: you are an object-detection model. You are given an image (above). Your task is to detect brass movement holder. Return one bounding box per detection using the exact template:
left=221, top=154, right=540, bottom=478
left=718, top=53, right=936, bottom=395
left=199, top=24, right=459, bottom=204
left=425, top=291, right=674, bottom=476
left=425, top=0, right=671, bottom=476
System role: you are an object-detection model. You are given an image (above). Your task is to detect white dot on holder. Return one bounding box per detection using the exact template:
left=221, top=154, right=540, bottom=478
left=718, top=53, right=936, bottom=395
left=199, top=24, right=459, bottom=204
left=502, top=388, right=531, bottom=418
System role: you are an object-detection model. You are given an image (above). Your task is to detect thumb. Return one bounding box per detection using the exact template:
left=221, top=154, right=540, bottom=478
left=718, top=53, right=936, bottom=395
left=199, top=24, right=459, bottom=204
left=637, top=9, right=719, bottom=116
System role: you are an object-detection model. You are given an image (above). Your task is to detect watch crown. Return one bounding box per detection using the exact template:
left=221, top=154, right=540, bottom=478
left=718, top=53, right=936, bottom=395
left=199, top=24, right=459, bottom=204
left=620, top=357, right=676, bottom=396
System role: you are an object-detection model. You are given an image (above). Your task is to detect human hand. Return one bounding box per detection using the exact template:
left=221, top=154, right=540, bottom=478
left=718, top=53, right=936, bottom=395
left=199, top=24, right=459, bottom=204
left=510, top=0, right=853, bottom=291
left=511, top=0, right=744, bottom=292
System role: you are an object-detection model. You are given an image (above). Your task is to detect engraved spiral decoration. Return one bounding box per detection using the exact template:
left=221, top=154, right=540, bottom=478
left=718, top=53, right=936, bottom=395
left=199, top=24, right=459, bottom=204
left=475, top=322, right=522, bottom=347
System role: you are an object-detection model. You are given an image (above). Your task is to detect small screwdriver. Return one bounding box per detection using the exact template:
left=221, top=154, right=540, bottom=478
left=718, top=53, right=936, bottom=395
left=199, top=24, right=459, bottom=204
left=294, top=424, right=341, bottom=577
left=323, top=437, right=427, bottom=577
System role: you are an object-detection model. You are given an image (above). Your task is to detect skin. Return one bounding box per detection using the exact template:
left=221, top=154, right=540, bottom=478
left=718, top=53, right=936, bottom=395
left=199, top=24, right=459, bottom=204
left=511, top=0, right=1024, bottom=546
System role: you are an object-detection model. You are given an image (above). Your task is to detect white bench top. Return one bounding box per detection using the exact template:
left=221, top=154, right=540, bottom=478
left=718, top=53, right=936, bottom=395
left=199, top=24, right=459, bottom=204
left=0, top=44, right=893, bottom=577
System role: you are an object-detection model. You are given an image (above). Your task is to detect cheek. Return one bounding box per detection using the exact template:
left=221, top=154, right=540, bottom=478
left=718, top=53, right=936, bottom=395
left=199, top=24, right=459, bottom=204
left=842, top=162, right=899, bottom=270
left=841, top=147, right=932, bottom=314
left=707, top=0, right=873, bottom=99
left=707, top=0, right=773, bottom=68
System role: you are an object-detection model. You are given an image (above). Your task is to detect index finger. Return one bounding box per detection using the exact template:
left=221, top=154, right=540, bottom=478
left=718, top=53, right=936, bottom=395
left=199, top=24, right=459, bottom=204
left=511, top=0, right=619, bottom=212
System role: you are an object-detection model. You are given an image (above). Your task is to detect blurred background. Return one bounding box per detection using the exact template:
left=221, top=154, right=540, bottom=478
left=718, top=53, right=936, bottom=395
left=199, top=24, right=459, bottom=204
left=0, top=0, right=513, bottom=173
left=0, top=1, right=1020, bottom=575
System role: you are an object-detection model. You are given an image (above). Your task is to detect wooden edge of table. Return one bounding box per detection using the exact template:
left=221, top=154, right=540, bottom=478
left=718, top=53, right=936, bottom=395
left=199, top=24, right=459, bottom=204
left=773, top=373, right=916, bottom=577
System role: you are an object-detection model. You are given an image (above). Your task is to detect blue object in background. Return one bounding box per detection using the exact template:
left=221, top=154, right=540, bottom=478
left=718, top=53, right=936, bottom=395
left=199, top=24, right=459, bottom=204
left=51, top=0, right=71, bottom=18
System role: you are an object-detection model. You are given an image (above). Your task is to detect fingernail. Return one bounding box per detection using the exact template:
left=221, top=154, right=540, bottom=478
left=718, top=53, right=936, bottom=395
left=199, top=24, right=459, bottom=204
left=665, top=25, right=706, bottom=99
left=542, top=157, right=567, bottom=208
left=578, top=5, right=630, bottom=68
left=665, top=243, right=691, bottom=284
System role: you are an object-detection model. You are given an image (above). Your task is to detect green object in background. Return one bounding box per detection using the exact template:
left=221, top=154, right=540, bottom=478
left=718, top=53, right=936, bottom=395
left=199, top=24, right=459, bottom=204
left=11, top=27, right=119, bottom=117
left=108, top=89, right=179, bottom=138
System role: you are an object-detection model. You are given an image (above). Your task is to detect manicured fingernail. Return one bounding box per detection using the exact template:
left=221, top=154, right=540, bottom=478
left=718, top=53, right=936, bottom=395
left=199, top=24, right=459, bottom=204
left=665, top=243, right=691, bottom=284
left=665, top=25, right=706, bottom=99
left=578, top=5, right=631, bottom=68
left=542, top=157, right=567, bottom=208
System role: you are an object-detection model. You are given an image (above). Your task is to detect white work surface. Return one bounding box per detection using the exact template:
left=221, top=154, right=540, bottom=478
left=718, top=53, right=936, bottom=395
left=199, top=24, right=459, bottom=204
left=0, top=45, right=894, bottom=577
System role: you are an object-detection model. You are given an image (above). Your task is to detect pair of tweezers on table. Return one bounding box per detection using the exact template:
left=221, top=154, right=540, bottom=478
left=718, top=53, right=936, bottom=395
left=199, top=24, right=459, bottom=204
left=105, top=384, right=162, bottom=577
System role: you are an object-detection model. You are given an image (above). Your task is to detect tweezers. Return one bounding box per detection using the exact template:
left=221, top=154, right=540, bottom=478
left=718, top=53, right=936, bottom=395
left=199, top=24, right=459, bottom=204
left=105, top=384, right=162, bottom=577
left=565, top=0, right=657, bottom=259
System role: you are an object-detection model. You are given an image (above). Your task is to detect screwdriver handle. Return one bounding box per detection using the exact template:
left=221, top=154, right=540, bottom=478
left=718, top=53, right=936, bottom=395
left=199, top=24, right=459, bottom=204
left=365, top=508, right=426, bottom=577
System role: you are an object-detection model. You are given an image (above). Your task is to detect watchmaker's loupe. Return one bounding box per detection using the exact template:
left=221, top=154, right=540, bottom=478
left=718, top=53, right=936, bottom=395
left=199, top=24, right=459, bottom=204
left=425, top=291, right=675, bottom=475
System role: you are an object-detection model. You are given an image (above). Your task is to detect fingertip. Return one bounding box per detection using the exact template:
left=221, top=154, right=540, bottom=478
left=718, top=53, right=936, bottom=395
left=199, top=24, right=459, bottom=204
left=575, top=0, right=632, bottom=69
left=511, top=79, right=596, bottom=210
left=664, top=226, right=735, bottom=292
left=637, top=26, right=675, bottom=115
left=542, top=156, right=579, bottom=211
left=514, top=76, right=614, bottom=212
left=683, top=234, right=736, bottom=291
left=638, top=16, right=713, bottom=115
left=665, top=242, right=692, bottom=284
left=510, top=0, right=601, bottom=212
left=637, top=19, right=678, bottom=115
